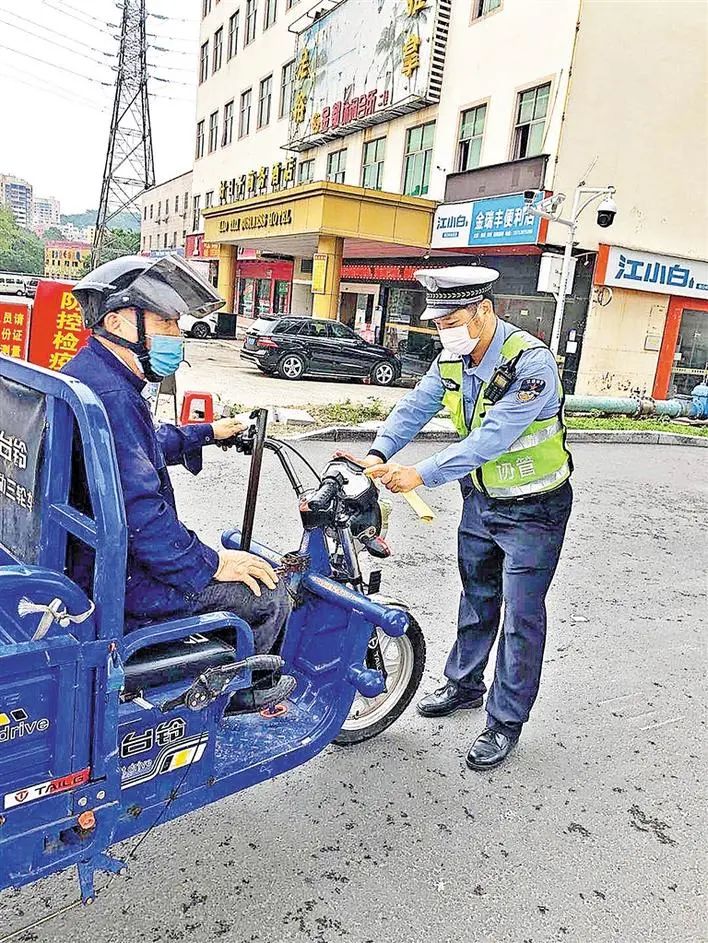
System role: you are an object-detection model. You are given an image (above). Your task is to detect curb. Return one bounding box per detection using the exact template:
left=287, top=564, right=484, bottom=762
left=291, top=426, right=708, bottom=447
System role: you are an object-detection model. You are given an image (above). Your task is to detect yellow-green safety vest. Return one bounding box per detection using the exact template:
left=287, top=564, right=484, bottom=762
left=439, top=330, right=572, bottom=499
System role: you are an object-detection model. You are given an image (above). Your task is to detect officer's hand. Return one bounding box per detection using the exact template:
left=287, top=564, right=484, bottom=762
left=333, top=450, right=380, bottom=469
left=212, top=417, right=246, bottom=440
left=366, top=462, right=423, bottom=494
left=214, top=550, right=278, bottom=596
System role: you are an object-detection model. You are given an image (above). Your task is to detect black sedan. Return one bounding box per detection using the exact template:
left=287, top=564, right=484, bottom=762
left=240, top=316, right=401, bottom=386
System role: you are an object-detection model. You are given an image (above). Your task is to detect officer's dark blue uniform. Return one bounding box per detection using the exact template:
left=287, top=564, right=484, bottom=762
left=368, top=266, right=573, bottom=767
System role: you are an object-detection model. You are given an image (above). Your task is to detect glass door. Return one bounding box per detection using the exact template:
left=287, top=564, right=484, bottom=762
left=668, top=307, right=708, bottom=396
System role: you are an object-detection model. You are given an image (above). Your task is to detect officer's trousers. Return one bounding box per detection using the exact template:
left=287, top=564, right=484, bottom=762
left=445, top=480, right=573, bottom=739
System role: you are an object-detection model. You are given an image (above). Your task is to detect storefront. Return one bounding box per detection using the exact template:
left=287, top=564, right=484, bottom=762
left=586, top=244, right=708, bottom=398
left=235, top=258, right=293, bottom=318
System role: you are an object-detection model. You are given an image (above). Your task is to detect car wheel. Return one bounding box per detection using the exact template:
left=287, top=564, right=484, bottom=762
left=371, top=361, right=396, bottom=386
left=277, top=353, right=306, bottom=380
left=191, top=321, right=211, bottom=339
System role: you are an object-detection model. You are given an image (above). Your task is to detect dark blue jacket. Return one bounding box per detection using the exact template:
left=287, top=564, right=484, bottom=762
left=63, top=338, right=219, bottom=627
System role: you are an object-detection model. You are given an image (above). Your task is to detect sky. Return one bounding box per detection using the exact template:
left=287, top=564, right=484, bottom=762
left=0, top=0, right=200, bottom=215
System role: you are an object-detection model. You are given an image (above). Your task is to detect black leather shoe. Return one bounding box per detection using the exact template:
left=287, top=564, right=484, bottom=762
left=465, top=728, right=517, bottom=770
left=416, top=681, right=483, bottom=718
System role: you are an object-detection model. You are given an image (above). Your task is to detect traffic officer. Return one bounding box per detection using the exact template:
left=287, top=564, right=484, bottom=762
left=362, top=266, right=573, bottom=770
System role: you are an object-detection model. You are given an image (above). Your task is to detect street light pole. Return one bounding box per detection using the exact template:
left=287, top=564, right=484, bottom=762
left=526, top=183, right=617, bottom=358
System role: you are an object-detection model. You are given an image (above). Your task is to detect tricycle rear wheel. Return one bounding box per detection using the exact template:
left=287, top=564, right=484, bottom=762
left=334, top=614, right=425, bottom=746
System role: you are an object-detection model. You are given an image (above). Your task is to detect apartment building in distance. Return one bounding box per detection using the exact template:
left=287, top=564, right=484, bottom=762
left=0, top=174, right=33, bottom=229
left=140, top=171, right=193, bottom=256
left=32, top=196, right=61, bottom=235
left=191, top=0, right=707, bottom=395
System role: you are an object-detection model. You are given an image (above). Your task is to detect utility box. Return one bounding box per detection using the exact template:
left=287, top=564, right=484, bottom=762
left=538, top=253, right=577, bottom=296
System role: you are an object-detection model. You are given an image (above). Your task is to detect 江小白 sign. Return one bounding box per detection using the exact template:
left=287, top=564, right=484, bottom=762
left=432, top=192, right=547, bottom=249
left=599, top=245, right=708, bottom=301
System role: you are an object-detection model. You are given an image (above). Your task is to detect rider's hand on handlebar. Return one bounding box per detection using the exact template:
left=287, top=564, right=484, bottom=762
left=212, top=418, right=247, bottom=440
left=366, top=462, right=423, bottom=494
left=214, top=550, right=279, bottom=596
left=333, top=450, right=381, bottom=469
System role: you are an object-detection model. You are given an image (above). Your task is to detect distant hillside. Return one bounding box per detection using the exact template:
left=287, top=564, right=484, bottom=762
left=61, top=210, right=140, bottom=232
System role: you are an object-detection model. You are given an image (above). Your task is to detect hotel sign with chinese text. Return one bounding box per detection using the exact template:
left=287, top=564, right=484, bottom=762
left=431, top=192, right=547, bottom=249
left=598, top=245, right=708, bottom=301
left=287, top=0, right=450, bottom=151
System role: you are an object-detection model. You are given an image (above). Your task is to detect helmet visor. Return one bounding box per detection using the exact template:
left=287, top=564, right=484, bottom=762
left=126, top=255, right=224, bottom=320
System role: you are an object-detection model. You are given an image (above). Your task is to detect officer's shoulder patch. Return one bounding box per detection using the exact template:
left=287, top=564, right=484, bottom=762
left=441, top=377, right=460, bottom=392
left=517, top=377, right=546, bottom=402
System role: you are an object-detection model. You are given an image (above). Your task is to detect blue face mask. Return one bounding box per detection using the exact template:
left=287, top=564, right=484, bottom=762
left=147, top=333, right=184, bottom=378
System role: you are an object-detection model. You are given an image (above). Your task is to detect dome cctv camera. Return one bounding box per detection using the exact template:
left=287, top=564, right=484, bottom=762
left=523, top=190, right=537, bottom=204
left=597, top=196, right=617, bottom=228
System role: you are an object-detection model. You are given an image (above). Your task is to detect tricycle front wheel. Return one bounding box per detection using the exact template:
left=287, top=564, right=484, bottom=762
left=335, top=615, right=426, bottom=746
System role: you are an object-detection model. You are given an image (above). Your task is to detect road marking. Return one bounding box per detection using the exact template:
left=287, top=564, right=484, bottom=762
left=597, top=692, right=641, bottom=706
left=640, top=716, right=684, bottom=732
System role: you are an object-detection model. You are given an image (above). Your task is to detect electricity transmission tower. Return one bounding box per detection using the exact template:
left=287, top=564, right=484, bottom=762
left=93, top=0, right=155, bottom=265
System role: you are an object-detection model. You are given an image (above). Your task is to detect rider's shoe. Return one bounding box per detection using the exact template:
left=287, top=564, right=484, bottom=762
left=465, top=728, right=517, bottom=770
left=225, top=673, right=297, bottom=715
left=416, top=681, right=483, bottom=717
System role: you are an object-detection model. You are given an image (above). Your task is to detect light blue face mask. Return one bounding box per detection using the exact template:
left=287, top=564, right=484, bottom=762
left=147, top=333, right=184, bottom=378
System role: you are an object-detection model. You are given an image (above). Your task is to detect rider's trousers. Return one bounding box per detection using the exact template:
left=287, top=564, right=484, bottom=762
left=192, top=579, right=291, bottom=654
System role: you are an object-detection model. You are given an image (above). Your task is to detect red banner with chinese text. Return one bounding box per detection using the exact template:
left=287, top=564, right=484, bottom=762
left=27, top=281, right=89, bottom=371
left=0, top=302, right=31, bottom=360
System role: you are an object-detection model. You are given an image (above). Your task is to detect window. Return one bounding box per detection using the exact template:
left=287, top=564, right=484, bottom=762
left=258, top=75, right=272, bottom=128
left=457, top=103, right=486, bottom=171
left=196, top=117, right=205, bottom=158
left=228, top=11, right=240, bottom=58
left=149, top=234, right=153, bottom=249
left=205, top=191, right=214, bottom=208
left=472, top=0, right=501, bottom=16
left=208, top=110, right=219, bottom=152
left=163, top=233, right=168, bottom=249
left=245, top=0, right=257, bottom=44
left=264, top=0, right=277, bottom=28
left=202, top=0, right=212, bottom=16
left=326, top=148, right=347, bottom=183
left=402, top=121, right=435, bottom=196
left=192, top=194, right=201, bottom=231
left=361, top=138, right=385, bottom=190
left=330, top=322, right=357, bottom=340
left=157, top=201, right=161, bottom=219
left=174, top=194, right=179, bottom=213
left=279, top=59, right=295, bottom=119
left=172, top=232, right=177, bottom=246
left=286, top=0, right=298, bottom=8
left=199, top=42, right=209, bottom=83
left=239, top=89, right=252, bottom=137
left=513, top=82, right=550, bottom=159
left=222, top=100, right=234, bottom=146
left=184, top=192, right=189, bottom=215
left=143, top=205, right=147, bottom=220
left=213, top=27, right=223, bottom=72
left=298, top=159, right=314, bottom=184
left=149, top=204, right=153, bottom=219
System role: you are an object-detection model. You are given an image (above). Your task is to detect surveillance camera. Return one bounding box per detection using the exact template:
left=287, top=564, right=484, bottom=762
left=523, top=190, right=537, bottom=205
left=596, top=196, right=617, bottom=228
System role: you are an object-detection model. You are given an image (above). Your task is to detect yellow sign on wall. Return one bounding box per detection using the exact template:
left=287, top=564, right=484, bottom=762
left=217, top=206, right=294, bottom=237
left=311, top=253, right=328, bottom=294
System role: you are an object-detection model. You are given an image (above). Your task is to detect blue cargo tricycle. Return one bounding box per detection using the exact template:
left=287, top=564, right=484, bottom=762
left=0, top=354, right=425, bottom=914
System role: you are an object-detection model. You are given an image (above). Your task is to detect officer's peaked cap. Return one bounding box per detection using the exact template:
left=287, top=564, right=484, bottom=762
left=415, top=265, right=500, bottom=321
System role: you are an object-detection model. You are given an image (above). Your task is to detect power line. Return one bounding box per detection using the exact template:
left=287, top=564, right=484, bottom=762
left=0, top=16, right=115, bottom=70
left=43, top=0, right=115, bottom=35
left=0, top=43, right=114, bottom=86
left=0, top=8, right=115, bottom=56
left=56, top=0, right=116, bottom=28
left=0, top=67, right=109, bottom=112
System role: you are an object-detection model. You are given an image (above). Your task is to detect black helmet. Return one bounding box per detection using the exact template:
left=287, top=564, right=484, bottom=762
left=73, top=253, right=223, bottom=329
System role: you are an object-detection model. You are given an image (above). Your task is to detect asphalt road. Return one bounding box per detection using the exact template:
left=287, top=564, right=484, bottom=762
left=1, top=442, right=705, bottom=943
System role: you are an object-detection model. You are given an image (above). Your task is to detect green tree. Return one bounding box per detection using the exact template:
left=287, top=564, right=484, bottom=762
left=43, top=226, right=65, bottom=241
left=76, top=229, right=141, bottom=276
left=0, top=207, right=44, bottom=274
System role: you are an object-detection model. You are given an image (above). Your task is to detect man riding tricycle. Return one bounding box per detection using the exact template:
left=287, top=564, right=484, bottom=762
left=0, top=256, right=425, bottom=916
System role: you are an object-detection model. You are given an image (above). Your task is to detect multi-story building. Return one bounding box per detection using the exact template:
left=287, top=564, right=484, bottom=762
left=0, top=175, right=33, bottom=229
left=44, top=241, right=92, bottom=279
left=192, top=0, right=706, bottom=394
left=60, top=222, right=96, bottom=244
left=140, top=171, right=193, bottom=256
left=32, top=196, right=61, bottom=235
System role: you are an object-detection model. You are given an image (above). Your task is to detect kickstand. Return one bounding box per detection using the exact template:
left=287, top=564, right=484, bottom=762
left=77, top=853, right=126, bottom=904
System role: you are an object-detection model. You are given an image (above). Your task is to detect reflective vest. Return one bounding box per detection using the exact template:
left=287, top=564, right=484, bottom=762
left=439, top=330, right=572, bottom=499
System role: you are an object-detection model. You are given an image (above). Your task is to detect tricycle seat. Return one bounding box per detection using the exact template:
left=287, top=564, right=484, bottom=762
left=122, top=632, right=237, bottom=695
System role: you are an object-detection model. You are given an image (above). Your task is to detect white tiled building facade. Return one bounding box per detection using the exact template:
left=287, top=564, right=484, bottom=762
left=140, top=171, right=193, bottom=255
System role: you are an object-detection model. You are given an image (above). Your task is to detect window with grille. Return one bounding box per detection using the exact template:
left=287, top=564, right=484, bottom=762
left=239, top=89, right=252, bottom=137
left=361, top=138, right=386, bottom=190
left=192, top=195, right=201, bottom=231
left=199, top=42, right=209, bottom=83
left=402, top=121, right=435, bottom=196
left=258, top=75, right=272, bottom=128
left=222, top=100, right=234, bottom=145
left=195, top=120, right=205, bottom=159
left=513, top=83, right=550, bottom=159
left=326, top=149, right=347, bottom=183
left=245, top=0, right=257, bottom=44
left=208, top=111, right=219, bottom=152
left=228, top=11, right=240, bottom=58
left=279, top=59, right=295, bottom=119
left=213, top=27, right=223, bottom=72
left=457, top=103, right=486, bottom=171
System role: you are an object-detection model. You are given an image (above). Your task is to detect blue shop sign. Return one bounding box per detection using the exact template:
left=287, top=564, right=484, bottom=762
left=432, top=192, right=544, bottom=249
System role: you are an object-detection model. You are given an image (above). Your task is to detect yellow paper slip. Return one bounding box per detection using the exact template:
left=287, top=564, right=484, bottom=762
left=402, top=489, right=436, bottom=524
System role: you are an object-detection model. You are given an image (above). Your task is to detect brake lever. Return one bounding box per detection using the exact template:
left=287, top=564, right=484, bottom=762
left=218, top=428, right=256, bottom=453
